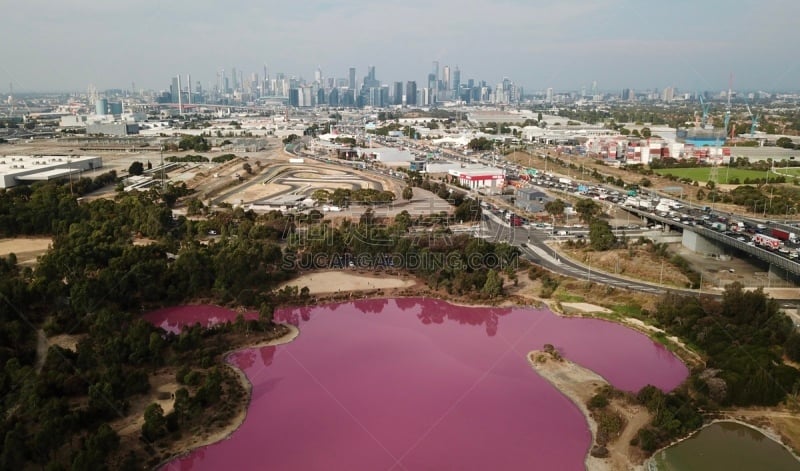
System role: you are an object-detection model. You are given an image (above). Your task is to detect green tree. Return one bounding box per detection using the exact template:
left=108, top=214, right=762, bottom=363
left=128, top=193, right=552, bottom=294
left=574, top=199, right=601, bottom=224
left=481, top=269, right=503, bottom=298
left=128, top=161, right=144, bottom=176
left=641, top=127, right=652, bottom=138
left=311, top=189, right=330, bottom=204
left=141, top=403, right=166, bottom=441
left=589, top=218, right=616, bottom=251
left=402, top=186, right=413, bottom=201
left=545, top=199, right=566, bottom=219
left=776, top=137, right=795, bottom=149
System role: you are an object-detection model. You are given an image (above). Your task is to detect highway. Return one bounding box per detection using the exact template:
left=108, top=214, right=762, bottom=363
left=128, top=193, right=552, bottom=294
left=480, top=210, right=676, bottom=296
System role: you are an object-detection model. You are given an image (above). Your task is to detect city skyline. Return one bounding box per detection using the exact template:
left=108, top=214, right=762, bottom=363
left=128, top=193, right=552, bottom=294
left=2, top=0, right=799, bottom=93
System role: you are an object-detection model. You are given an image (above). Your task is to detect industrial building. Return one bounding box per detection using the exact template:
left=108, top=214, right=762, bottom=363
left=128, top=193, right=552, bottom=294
left=86, top=122, right=140, bottom=136
left=0, top=155, right=103, bottom=189
left=357, top=147, right=415, bottom=166
left=515, top=187, right=552, bottom=213
left=448, top=167, right=505, bottom=191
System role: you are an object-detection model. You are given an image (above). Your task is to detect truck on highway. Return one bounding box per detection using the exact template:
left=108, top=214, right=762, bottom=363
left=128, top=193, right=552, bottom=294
left=753, top=233, right=782, bottom=250
left=771, top=228, right=797, bottom=242
left=711, top=222, right=727, bottom=231
left=510, top=215, right=523, bottom=227
left=558, top=177, right=572, bottom=185
left=638, top=200, right=653, bottom=211
left=624, top=197, right=640, bottom=207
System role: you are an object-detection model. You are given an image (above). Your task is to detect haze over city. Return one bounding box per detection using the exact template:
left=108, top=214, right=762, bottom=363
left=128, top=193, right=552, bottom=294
left=3, top=0, right=799, bottom=93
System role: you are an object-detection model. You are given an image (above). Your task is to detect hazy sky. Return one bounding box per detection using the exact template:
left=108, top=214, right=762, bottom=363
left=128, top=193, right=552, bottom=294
left=2, top=0, right=798, bottom=93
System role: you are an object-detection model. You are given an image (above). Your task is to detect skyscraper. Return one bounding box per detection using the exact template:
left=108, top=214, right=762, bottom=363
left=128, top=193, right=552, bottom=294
left=406, top=81, right=417, bottom=106
left=349, top=67, right=356, bottom=90
left=452, top=67, right=461, bottom=99
left=443, top=66, right=451, bottom=91
left=393, top=82, right=404, bottom=105
left=170, top=77, right=179, bottom=103
left=427, top=73, right=437, bottom=104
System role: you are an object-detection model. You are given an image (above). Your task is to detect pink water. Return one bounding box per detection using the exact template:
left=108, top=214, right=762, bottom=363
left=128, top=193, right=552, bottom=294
left=147, top=298, right=688, bottom=471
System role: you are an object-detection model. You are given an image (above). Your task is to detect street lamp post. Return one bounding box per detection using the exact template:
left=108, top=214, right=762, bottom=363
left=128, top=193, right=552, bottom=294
left=160, top=145, right=165, bottom=190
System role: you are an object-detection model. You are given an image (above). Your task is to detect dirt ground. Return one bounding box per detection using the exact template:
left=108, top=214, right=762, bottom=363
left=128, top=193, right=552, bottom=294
left=0, top=237, right=52, bottom=265
left=559, top=243, right=691, bottom=289
left=280, top=270, right=417, bottom=294
left=528, top=350, right=651, bottom=471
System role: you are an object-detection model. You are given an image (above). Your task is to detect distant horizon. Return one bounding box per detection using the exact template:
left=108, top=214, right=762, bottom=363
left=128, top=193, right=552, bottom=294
left=6, top=82, right=800, bottom=97
left=3, top=1, right=798, bottom=93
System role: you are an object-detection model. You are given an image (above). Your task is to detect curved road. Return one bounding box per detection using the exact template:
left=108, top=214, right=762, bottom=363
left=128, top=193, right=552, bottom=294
left=481, top=211, right=712, bottom=297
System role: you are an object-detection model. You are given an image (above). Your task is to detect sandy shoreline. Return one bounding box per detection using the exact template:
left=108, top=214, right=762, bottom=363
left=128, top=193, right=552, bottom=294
left=280, top=270, right=417, bottom=294
left=156, top=324, right=300, bottom=467
left=527, top=350, right=648, bottom=471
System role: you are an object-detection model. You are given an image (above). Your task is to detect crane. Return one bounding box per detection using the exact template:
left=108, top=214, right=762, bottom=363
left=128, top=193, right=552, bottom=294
left=746, top=104, right=760, bottom=137
left=699, top=95, right=711, bottom=128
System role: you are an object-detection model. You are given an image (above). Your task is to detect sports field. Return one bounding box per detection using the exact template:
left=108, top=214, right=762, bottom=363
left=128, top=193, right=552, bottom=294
left=654, top=167, right=781, bottom=184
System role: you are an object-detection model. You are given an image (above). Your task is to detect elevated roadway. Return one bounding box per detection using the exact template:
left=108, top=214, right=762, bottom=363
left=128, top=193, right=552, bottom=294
left=621, top=206, right=800, bottom=278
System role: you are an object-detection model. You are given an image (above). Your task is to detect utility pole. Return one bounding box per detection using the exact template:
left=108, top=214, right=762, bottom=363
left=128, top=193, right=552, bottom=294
left=160, top=145, right=165, bottom=190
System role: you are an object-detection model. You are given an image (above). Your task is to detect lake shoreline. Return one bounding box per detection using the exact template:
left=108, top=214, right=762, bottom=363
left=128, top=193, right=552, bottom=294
left=645, top=418, right=800, bottom=469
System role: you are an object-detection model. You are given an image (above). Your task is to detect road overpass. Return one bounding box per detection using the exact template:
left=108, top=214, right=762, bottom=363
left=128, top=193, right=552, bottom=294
left=621, top=206, right=800, bottom=280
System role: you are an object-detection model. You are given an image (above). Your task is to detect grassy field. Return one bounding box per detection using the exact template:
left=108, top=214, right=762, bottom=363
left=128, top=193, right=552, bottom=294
left=654, top=167, right=782, bottom=184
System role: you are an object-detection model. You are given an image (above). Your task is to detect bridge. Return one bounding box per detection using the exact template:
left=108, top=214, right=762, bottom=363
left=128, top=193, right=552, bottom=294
left=621, top=206, right=800, bottom=279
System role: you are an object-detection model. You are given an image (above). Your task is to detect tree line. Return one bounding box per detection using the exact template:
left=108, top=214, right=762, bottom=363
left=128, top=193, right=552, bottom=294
left=0, top=175, right=521, bottom=468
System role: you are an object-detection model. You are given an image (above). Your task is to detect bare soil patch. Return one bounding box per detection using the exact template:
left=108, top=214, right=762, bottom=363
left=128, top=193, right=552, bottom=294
left=560, top=244, right=691, bottom=288
left=528, top=350, right=651, bottom=471
left=281, top=270, right=417, bottom=294
left=0, top=237, right=52, bottom=265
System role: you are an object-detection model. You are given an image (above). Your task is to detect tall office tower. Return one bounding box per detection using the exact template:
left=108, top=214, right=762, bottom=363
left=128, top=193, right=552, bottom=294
left=427, top=73, right=437, bottom=104
left=393, top=82, right=404, bottom=105
left=546, top=87, right=554, bottom=103
left=432, top=61, right=439, bottom=84
left=406, top=81, right=417, bottom=106
left=315, top=66, right=322, bottom=84
left=349, top=67, right=356, bottom=90
left=452, top=67, right=461, bottom=99
left=231, top=67, right=238, bottom=91
left=443, top=65, right=450, bottom=92
left=591, top=80, right=597, bottom=96
left=268, top=64, right=269, bottom=96
left=328, top=87, right=339, bottom=106
left=177, top=75, right=183, bottom=114
left=187, top=74, right=192, bottom=104
left=216, top=70, right=222, bottom=93
left=662, top=86, right=674, bottom=102
left=170, top=77, right=179, bottom=103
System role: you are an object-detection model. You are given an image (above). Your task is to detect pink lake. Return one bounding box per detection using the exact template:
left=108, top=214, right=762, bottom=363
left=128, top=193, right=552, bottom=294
left=147, top=298, right=688, bottom=471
